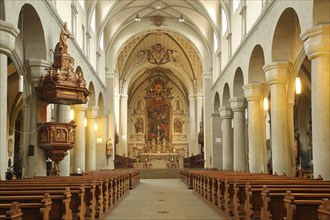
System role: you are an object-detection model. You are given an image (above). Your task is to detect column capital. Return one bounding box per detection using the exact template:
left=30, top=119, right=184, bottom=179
left=0, top=20, right=20, bottom=55
left=26, top=59, right=52, bottom=82
left=264, top=61, right=292, bottom=85
left=86, top=106, right=99, bottom=118
left=229, top=97, right=245, bottom=112
left=243, top=83, right=264, bottom=101
left=72, top=104, right=87, bottom=112
left=301, top=24, right=330, bottom=60
left=219, top=106, right=232, bottom=119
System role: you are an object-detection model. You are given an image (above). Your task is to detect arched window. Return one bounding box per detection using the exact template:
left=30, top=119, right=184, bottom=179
left=233, top=0, right=240, bottom=13
left=213, top=31, right=218, bottom=51
left=100, top=32, right=104, bottom=51
left=90, top=9, right=96, bottom=33
left=221, top=8, right=228, bottom=36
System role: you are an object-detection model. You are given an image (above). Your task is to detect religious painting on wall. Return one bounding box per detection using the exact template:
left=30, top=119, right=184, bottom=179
left=147, top=100, right=171, bottom=142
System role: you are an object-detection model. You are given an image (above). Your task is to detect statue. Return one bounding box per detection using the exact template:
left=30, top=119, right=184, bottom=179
left=106, top=138, right=113, bottom=156
left=134, top=118, right=143, bottom=133
left=59, top=22, right=73, bottom=54
left=174, top=118, right=183, bottom=133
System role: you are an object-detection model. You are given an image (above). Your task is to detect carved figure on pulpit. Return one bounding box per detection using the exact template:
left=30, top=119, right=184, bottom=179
left=59, top=22, right=73, bottom=54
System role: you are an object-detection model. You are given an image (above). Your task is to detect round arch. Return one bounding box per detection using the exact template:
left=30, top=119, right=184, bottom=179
left=233, top=67, right=244, bottom=97
left=222, top=83, right=231, bottom=107
left=248, top=45, right=266, bottom=83
left=271, top=8, right=302, bottom=62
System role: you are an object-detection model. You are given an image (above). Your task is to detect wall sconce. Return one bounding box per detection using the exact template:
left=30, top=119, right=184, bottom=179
left=84, top=118, right=87, bottom=127
left=295, top=77, right=301, bottom=94
left=69, top=109, right=75, bottom=121
left=263, top=97, right=269, bottom=111
left=96, top=138, right=103, bottom=143
left=178, top=14, right=185, bottom=23
left=134, top=14, right=141, bottom=22
left=94, top=122, right=98, bottom=131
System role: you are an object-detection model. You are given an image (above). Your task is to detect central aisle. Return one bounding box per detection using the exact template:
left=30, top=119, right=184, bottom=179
left=105, top=179, right=224, bottom=219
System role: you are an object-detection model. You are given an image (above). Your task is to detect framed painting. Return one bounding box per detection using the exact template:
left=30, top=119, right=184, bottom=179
left=146, top=100, right=171, bottom=142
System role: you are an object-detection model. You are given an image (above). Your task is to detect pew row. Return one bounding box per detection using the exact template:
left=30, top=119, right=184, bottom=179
left=180, top=169, right=330, bottom=220
left=0, top=169, right=140, bottom=220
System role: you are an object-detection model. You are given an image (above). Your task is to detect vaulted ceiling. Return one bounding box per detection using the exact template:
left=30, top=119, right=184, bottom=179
left=91, top=0, right=229, bottom=95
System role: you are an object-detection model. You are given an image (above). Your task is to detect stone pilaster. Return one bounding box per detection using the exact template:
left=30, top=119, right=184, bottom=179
left=0, top=20, right=19, bottom=179
left=243, top=83, right=267, bottom=173
left=119, top=95, right=128, bottom=156
left=230, top=97, right=247, bottom=171
left=86, top=106, right=98, bottom=171
left=288, top=102, right=296, bottom=175
left=25, top=59, right=51, bottom=177
left=264, top=61, right=292, bottom=176
left=189, top=95, right=198, bottom=156
left=72, top=104, right=87, bottom=172
left=202, top=70, right=212, bottom=168
left=105, top=71, right=115, bottom=169
left=220, top=106, right=233, bottom=170
left=301, top=24, right=330, bottom=180
left=57, top=105, right=71, bottom=176
left=211, top=112, right=222, bottom=169
left=196, top=94, right=203, bottom=154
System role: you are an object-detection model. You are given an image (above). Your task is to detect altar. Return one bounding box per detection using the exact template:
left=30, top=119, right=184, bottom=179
left=140, top=152, right=177, bottom=162
left=140, top=153, right=178, bottom=169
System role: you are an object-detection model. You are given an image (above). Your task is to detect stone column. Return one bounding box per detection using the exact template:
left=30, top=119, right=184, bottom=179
left=264, top=61, right=292, bottom=176
left=57, top=105, right=71, bottom=176
left=301, top=24, right=330, bottom=180
left=230, top=97, right=247, bottom=171
left=119, top=95, right=128, bottom=156
left=105, top=71, right=115, bottom=169
left=202, top=71, right=212, bottom=168
left=243, top=83, right=267, bottom=173
left=189, top=95, right=198, bottom=156
left=0, top=20, right=19, bottom=179
left=72, top=104, right=87, bottom=172
left=26, top=59, right=51, bottom=177
left=86, top=106, right=98, bottom=171
left=220, top=106, right=233, bottom=170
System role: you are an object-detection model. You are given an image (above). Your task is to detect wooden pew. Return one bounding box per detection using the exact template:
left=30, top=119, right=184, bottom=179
left=284, top=191, right=329, bottom=220
left=260, top=188, right=329, bottom=220
left=0, top=187, right=85, bottom=220
left=0, top=194, right=51, bottom=220
left=0, top=170, right=139, bottom=219
left=0, top=202, right=23, bottom=220
left=318, top=198, right=330, bottom=220
left=180, top=169, right=330, bottom=220
left=0, top=189, right=72, bottom=220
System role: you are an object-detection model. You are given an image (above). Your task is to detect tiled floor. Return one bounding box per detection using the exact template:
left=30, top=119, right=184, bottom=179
left=104, top=179, right=224, bottom=219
